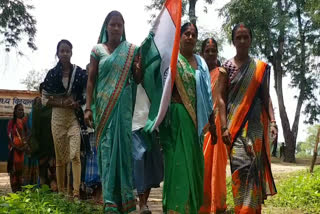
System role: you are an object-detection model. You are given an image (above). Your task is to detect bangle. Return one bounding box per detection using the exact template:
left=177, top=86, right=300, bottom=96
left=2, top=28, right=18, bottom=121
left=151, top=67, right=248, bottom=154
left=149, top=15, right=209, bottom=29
left=85, top=108, right=92, bottom=113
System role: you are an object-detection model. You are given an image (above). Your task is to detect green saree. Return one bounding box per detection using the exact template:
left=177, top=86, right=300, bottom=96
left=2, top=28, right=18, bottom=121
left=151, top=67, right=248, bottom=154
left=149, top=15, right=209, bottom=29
left=160, top=54, right=208, bottom=214
left=91, top=41, right=138, bottom=213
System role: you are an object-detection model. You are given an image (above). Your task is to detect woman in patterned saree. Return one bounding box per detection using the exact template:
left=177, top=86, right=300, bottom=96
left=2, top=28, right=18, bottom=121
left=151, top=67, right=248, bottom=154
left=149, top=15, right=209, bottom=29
left=84, top=10, right=141, bottom=213
left=199, top=38, right=228, bottom=213
left=216, top=23, right=278, bottom=214
left=159, top=22, right=214, bottom=214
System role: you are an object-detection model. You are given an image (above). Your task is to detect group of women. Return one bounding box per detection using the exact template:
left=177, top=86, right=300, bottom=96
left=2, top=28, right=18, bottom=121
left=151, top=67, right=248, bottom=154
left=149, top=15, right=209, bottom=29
left=7, top=9, right=278, bottom=214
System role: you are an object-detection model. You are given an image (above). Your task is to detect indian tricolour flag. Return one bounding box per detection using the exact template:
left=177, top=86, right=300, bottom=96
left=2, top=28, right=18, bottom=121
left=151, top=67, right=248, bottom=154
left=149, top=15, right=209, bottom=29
left=141, top=0, right=182, bottom=132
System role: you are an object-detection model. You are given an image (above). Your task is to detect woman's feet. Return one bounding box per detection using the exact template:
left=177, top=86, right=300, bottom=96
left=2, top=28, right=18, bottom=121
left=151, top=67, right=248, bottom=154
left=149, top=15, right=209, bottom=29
left=140, top=205, right=152, bottom=214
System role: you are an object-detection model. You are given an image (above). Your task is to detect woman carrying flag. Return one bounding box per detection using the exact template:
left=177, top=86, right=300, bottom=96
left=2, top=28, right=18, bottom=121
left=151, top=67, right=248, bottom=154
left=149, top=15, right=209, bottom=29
left=159, top=22, right=215, bottom=214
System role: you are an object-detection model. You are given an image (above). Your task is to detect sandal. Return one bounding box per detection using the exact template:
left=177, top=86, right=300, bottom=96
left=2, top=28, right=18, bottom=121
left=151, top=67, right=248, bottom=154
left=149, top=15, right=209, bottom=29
left=140, top=205, right=152, bottom=214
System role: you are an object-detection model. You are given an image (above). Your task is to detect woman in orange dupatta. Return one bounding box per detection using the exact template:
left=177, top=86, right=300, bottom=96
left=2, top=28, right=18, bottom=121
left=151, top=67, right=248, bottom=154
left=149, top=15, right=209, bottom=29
left=216, top=24, right=277, bottom=214
left=199, top=38, right=228, bottom=213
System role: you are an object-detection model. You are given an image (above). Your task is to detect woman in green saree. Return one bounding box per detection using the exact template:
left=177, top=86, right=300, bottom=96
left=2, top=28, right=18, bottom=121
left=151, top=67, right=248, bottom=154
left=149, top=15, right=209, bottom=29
left=84, top=11, right=141, bottom=213
left=159, top=22, right=215, bottom=214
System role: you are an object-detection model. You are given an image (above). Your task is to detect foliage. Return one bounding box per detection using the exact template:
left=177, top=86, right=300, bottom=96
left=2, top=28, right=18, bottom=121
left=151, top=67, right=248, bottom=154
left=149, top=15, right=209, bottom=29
left=265, top=167, right=320, bottom=213
left=306, top=0, right=320, bottom=27
left=20, top=69, right=47, bottom=91
left=226, top=176, right=234, bottom=208
left=0, top=0, right=37, bottom=53
left=0, top=185, right=100, bottom=214
left=296, top=124, right=320, bottom=156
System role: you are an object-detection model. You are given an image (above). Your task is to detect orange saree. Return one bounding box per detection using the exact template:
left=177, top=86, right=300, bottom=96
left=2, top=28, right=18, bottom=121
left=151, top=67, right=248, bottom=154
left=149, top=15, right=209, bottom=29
left=199, top=67, right=228, bottom=213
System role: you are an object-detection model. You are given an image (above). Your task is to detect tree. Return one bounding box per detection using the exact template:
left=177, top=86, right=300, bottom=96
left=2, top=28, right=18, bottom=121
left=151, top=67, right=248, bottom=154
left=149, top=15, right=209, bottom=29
left=297, top=125, right=320, bottom=157
left=20, top=69, right=47, bottom=91
left=220, top=0, right=320, bottom=162
left=146, top=0, right=214, bottom=25
left=195, top=26, right=226, bottom=57
left=306, top=0, right=320, bottom=26
left=0, top=0, right=37, bottom=53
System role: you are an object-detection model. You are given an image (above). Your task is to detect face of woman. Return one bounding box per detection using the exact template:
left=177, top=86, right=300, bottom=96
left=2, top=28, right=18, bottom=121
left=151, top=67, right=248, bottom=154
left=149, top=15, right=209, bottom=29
left=107, top=15, right=124, bottom=42
left=233, top=27, right=251, bottom=52
left=180, top=25, right=197, bottom=52
left=15, top=105, right=24, bottom=119
left=57, top=43, right=72, bottom=64
left=203, top=42, right=218, bottom=68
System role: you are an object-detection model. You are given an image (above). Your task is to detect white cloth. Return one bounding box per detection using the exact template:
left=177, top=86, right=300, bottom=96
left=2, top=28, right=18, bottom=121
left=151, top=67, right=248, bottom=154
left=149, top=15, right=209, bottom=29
left=132, top=84, right=150, bottom=131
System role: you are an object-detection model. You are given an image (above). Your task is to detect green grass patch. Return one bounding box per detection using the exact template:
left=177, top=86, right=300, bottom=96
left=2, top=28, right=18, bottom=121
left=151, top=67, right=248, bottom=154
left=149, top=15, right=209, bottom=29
left=0, top=185, right=101, bottom=214
left=265, top=166, right=320, bottom=213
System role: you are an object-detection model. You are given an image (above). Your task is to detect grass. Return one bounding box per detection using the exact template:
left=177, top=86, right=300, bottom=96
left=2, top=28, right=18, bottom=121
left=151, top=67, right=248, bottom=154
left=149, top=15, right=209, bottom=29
left=0, top=185, right=101, bottom=214
left=226, top=166, right=320, bottom=213
left=265, top=166, right=320, bottom=213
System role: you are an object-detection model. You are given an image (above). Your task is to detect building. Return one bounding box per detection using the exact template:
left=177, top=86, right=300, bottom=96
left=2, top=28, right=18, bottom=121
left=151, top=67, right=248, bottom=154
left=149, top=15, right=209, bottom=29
left=0, top=90, right=39, bottom=162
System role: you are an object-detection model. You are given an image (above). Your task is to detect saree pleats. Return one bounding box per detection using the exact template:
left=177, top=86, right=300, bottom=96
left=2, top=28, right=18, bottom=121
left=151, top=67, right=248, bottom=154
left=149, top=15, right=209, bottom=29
left=160, top=104, right=204, bottom=214
left=200, top=68, right=227, bottom=214
left=92, top=41, right=138, bottom=213
left=97, top=85, right=136, bottom=213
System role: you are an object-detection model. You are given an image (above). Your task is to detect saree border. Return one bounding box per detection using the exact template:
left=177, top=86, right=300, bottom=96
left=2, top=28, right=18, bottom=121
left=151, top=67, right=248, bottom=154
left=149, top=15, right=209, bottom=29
left=95, top=44, right=136, bottom=146
left=228, top=60, right=268, bottom=144
left=175, top=59, right=197, bottom=128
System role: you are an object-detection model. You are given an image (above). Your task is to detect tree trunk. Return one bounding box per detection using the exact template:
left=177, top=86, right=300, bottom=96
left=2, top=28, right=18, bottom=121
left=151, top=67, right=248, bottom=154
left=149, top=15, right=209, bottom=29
left=273, top=28, right=296, bottom=162
left=273, top=0, right=298, bottom=162
left=188, top=0, right=197, bottom=24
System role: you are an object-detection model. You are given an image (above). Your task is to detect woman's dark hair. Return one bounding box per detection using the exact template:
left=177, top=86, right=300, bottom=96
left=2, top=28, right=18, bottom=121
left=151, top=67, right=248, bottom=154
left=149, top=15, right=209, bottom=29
left=102, top=10, right=126, bottom=42
left=181, top=22, right=198, bottom=37
left=104, top=10, right=125, bottom=27
left=13, top=103, right=23, bottom=123
left=56, top=39, right=73, bottom=57
left=39, top=82, right=44, bottom=94
left=231, top=23, right=253, bottom=44
left=201, top=38, right=218, bottom=54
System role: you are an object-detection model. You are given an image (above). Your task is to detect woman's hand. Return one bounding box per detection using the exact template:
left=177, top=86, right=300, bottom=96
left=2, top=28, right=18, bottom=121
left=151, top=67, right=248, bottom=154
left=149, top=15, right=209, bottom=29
left=133, top=52, right=142, bottom=83
left=209, top=124, right=217, bottom=145
left=84, top=109, right=93, bottom=128
left=62, top=97, right=79, bottom=109
left=222, top=128, right=231, bottom=146
left=270, top=122, right=278, bottom=142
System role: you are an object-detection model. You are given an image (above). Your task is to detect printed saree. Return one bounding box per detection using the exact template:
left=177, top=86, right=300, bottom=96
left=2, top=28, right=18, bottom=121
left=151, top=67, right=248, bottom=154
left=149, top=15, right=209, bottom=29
left=200, top=67, right=228, bottom=214
left=91, top=41, right=138, bottom=213
left=160, top=54, right=212, bottom=214
left=223, top=59, right=277, bottom=214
